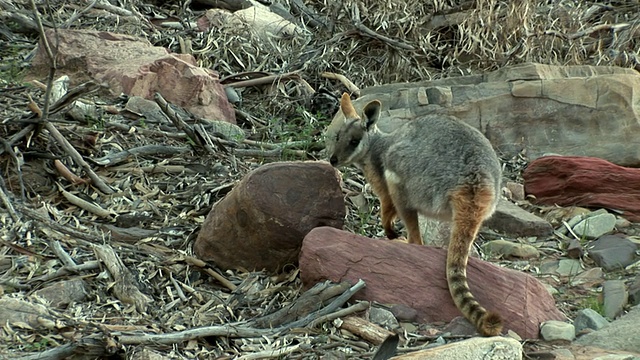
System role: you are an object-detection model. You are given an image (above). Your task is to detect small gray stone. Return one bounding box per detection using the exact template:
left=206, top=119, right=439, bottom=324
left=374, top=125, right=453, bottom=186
left=572, top=213, right=617, bottom=239
left=32, top=279, right=88, bottom=308
left=571, top=267, right=604, bottom=287
left=540, top=320, right=575, bottom=341
left=369, top=306, right=399, bottom=329
left=557, top=259, right=582, bottom=277
left=603, top=280, right=628, bottom=320
left=549, top=348, right=575, bottom=360
left=589, top=235, right=638, bottom=271
left=204, top=119, right=246, bottom=141
left=629, top=275, right=640, bottom=306
left=574, top=308, right=609, bottom=334
left=593, top=355, right=638, bottom=360
left=615, top=217, right=632, bottom=229
left=576, top=306, right=640, bottom=353
left=482, top=239, right=540, bottom=259
left=505, top=181, right=525, bottom=201
left=484, top=199, right=553, bottom=238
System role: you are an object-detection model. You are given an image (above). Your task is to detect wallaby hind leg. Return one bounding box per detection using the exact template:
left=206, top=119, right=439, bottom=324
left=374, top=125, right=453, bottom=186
left=379, top=192, right=399, bottom=239
left=397, top=207, right=421, bottom=245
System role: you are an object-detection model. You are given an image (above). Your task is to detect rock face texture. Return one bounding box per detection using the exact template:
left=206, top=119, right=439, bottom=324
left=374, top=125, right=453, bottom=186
left=576, top=306, right=640, bottom=354
left=523, top=155, right=640, bottom=222
left=30, top=29, right=235, bottom=123
left=195, top=161, right=345, bottom=273
left=389, top=336, right=522, bottom=360
left=299, top=227, right=566, bottom=339
left=352, top=63, right=640, bottom=166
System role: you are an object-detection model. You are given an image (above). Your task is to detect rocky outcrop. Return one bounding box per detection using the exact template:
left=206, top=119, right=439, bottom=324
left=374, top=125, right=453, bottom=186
left=351, top=63, right=640, bottom=166
left=30, top=29, right=235, bottom=123
left=194, top=161, right=345, bottom=273
left=299, top=226, right=566, bottom=339
left=523, top=155, right=640, bottom=222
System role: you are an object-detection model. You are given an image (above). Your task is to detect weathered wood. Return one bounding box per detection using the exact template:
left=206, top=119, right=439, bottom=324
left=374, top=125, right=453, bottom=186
left=93, top=244, right=152, bottom=313
left=340, top=316, right=396, bottom=346
left=253, top=280, right=352, bottom=328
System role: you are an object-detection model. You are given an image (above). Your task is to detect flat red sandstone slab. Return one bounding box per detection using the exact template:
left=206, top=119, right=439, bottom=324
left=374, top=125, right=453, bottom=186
left=299, top=227, right=566, bottom=339
left=523, top=156, right=640, bottom=222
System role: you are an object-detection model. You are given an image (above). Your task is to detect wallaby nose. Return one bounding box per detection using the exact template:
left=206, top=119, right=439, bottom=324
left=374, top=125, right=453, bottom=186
left=329, top=156, right=338, bottom=166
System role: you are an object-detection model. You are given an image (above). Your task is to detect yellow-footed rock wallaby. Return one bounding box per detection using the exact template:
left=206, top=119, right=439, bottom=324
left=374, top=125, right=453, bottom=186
left=324, top=93, right=503, bottom=337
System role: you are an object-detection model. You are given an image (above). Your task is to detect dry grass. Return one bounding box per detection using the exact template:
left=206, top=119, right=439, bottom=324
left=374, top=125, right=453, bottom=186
left=1, top=0, right=639, bottom=358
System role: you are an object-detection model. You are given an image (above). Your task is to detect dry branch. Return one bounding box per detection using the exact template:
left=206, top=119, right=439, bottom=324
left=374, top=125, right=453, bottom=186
left=15, top=204, right=103, bottom=244
left=93, top=244, right=152, bottom=313
left=58, top=184, right=114, bottom=218
left=321, top=72, right=360, bottom=96
left=91, top=145, right=192, bottom=167
left=340, top=316, right=396, bottom=346
left=182, top=255, right=237, bottom=291
left=353, top=22, right=415, bottom=51
left=153, top=92, right=211, bottom=152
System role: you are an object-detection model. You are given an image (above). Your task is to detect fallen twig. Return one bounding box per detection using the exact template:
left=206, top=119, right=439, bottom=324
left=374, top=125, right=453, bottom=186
left=321, top=72, right=360, bottom=96
left=353, top=22, right=415, bottom=51
left=154, top=92, right=206, bottom=151
left=93, top=244, right=152, bottom=313
left=91, top=144, right=192, bottom=167
left=225, top=71, right=315, bottom=94
left=15, top=203, right=102, bottom=244
left=54, top=159, right=88, bottom=185
left=0, top=173, right=20, bottom=222
left=182, top=255, right=237, bottom=291
left=118, top=323, right=273, bottom=345
left=307, top=301, right=370, bottom=329
left=58, top=184, right=114, bottom=218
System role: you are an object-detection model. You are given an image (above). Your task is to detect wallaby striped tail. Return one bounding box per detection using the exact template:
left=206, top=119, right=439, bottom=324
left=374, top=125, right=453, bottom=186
left=447, top=184, right=503, bottom=337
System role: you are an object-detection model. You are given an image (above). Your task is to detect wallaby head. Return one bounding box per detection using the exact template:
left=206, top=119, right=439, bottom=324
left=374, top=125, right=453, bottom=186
left=324, top=93, right=382, bottom=167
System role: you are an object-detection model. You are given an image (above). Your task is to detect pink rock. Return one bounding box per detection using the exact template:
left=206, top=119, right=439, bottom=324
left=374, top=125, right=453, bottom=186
left=194, top=161, right=345, bottom=273
left=523, top=156, right=640, bottom=222
left=30, top=29, right=234, bottom=123
left=299, top=227, right=566, bottom=339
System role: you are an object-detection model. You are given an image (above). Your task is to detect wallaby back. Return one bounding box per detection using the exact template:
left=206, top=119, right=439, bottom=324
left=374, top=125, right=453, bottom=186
left=324, top=93, right=503, bottom=336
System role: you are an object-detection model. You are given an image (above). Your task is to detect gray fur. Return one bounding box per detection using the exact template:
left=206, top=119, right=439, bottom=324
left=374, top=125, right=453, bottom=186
left=325, top=102, right=501, bottom=222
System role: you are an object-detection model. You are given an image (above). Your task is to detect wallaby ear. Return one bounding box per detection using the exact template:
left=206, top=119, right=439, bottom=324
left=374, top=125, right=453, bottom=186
left=362, top=100, right=382, bottom=130
left=340, top=93, right=358, bottom=120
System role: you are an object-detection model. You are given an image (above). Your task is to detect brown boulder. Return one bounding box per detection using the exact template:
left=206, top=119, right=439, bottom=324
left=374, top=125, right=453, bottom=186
left=194, top=161, right=345, bottom=273
left=299, top=227, right=566, bottom=339
left=523, top=156, right=640, bottom=222
left=30, top=29, right=235, bottom=123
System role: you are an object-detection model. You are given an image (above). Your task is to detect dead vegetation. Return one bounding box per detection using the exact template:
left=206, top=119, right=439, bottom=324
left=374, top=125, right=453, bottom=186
left=1, top=0, right=639, bottom=359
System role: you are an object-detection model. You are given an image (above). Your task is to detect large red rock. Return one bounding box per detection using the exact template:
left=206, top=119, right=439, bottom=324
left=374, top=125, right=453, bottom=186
left=523, top=156, right=640, bottom=222
left=194, top=161, right=345, bottom=273
left=30, top=29, right=235, bottom=123
left=299, top=227, right=566, bottom=339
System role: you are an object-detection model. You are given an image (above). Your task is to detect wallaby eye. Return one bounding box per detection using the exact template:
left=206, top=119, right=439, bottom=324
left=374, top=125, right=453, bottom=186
left=349, top=139, right=359, bottom=147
